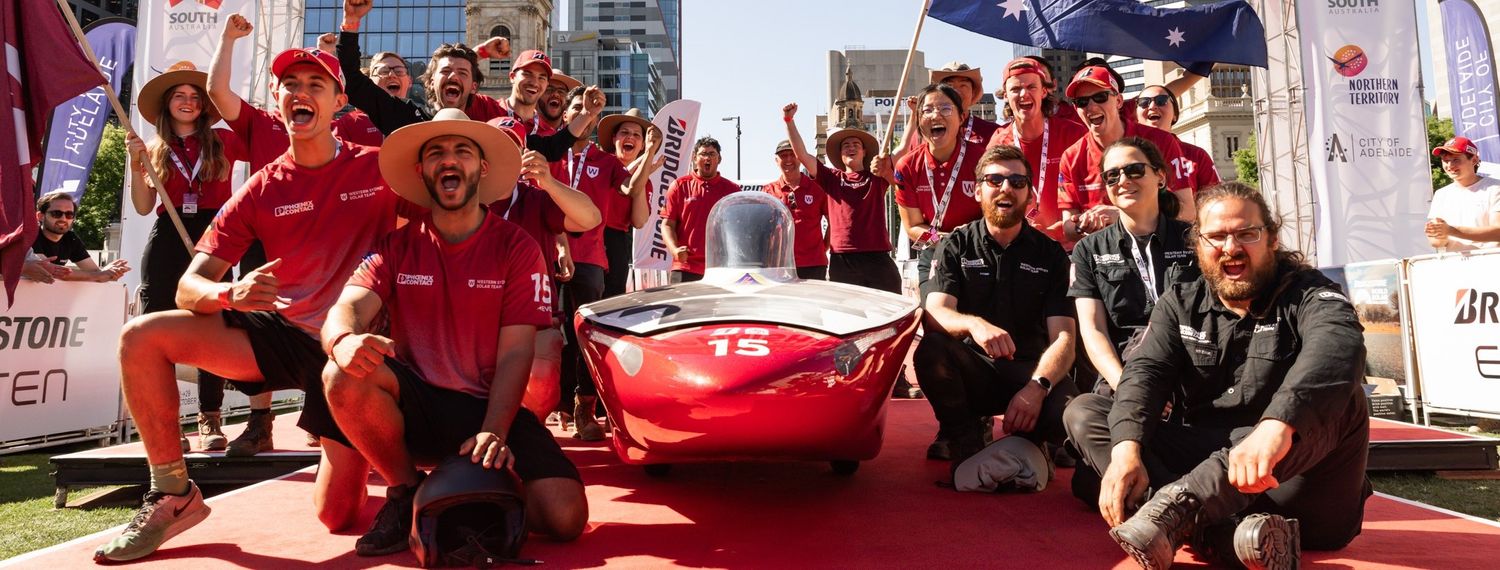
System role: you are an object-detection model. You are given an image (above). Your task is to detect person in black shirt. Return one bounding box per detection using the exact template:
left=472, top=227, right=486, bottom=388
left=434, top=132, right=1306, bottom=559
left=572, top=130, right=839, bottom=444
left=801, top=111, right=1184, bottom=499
left=914, top=145, right=1077, bottom=470
left=31, top=191, right=130, bottom=283
left=1069, top=138, right=1199, bottom=395
left=1064, top=182, right=1370, bottom=570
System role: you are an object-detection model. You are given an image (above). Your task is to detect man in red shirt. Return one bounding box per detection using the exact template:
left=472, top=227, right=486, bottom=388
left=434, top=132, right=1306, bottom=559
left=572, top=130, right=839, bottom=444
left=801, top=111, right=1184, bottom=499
left=541, top=71, right=582, bottom=132
left=1135, top=84, right=1221, bottom=196
left=662, top=137, right=741, bottom=282
left=97, top=47, right=418, bottom=563
left=989, top=58, right=1089, bottom=249
left=1058, top=65, right=1194, bottom=242
left=764, top=139, right=830, bottom=279
left=322, top=109, right=586, bottom=557
left=931, top=61, right=1000, bottom=143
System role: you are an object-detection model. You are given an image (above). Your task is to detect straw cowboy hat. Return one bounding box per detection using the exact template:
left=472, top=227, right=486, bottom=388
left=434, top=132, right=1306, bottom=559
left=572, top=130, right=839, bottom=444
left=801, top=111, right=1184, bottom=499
left=549, top=70, right=583, bottom=92
left=596, top=108, right=657, bottom=154
left=378, top=108, right=523, bottom=208
left=824, top=128, right=879, bottom=169
left=136, top=61, right=219, bottom=125
left=930, top=61, right=984, bottom=108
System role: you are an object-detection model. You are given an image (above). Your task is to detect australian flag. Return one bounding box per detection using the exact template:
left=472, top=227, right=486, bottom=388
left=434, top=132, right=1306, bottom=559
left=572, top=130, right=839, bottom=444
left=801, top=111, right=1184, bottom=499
left=929, top=0, right=1268, bottom=71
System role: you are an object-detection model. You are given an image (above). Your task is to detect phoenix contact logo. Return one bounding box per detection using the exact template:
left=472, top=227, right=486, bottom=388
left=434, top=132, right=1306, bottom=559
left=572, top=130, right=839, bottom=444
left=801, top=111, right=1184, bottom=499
left=397, top=273, right=434, bottom=286
left=1454, top=288, right=1500, bottom=324
left=273, top=201, right=314, bottom=217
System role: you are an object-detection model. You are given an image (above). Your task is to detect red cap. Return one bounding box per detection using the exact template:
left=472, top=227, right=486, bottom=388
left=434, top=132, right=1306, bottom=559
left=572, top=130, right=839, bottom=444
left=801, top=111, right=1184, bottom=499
left=270, top=48, right=344, bottom=89
left=487, top=116, right=529, bottom=150
left=1433, top=136, right=1480, bottom=158
left=1065, top=65, right=1120, bottom=98
left=1004, top=57, right=1050, bottom=85
left=512, top=50, right=554, bottom=76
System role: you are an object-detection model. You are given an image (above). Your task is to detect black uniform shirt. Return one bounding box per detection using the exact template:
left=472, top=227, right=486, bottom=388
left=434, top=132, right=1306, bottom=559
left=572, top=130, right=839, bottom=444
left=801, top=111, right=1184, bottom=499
left=1069, top=214, right=1200, bottom=352
left=930, top=220, right=1073, bottom=361
left=31, top=230, right=90, bottom=264
left=1108, top=263, right=1366, bottom=448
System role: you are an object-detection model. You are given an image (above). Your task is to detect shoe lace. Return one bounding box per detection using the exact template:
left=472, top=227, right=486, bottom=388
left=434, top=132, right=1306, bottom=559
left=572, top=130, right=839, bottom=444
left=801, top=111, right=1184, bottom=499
left=1146, top=486, right=1202, bottom=545
left=124, top=491, right=167, bottom=532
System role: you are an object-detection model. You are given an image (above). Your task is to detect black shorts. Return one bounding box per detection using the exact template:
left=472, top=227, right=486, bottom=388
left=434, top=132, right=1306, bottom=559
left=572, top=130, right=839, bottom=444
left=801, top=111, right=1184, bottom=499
left=220, top=310, right=346, bottom=446
left=388, top=359, right=581, bottom=482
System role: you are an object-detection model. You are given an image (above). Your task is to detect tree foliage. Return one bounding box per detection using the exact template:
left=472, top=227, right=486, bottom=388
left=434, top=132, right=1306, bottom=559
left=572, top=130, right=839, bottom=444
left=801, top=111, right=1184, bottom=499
left=1233, top=134, right=1258, bottom=187
left=74, top=123, right=125, bottom=249
left=1427, top=116, right=1455, bottom=191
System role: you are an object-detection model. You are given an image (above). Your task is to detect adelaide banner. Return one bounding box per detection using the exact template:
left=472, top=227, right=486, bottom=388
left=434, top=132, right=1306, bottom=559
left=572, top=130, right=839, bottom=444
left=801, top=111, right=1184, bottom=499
left=1297, top=1, right=1430, bottom=265
left=1439, top=0, right=1500, bottom=176
left=1406, top=250, right=1500, bottom=417
left=38, top=18, right=135, bottom=200
left=0, top=281, right=126, bottom=442
left=634, top=99, right=701, bottom=272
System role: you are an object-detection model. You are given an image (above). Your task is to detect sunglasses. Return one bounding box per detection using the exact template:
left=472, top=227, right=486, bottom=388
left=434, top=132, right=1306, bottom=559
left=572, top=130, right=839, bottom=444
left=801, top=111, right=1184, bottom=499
left=47, top=210, right=76, bottom=219
left=1101, top=162, right=1151, bottom=187
left=1071, top=90, right=1117, bottom=108
left=980, top=173, right=1030, bottom=189
left=1136, top=94, right=1173, bottom=109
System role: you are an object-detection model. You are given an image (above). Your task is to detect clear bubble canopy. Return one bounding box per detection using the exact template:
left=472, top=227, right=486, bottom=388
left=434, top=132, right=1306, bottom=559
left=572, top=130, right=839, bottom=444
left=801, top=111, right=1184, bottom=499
left=704, top=191, right=796, bottom=271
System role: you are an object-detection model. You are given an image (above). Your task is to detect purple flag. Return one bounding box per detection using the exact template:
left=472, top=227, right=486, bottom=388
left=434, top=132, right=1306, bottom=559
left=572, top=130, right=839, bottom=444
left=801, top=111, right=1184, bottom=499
left=37, top=18, right=135, bottom=200
left=1440, top=0, right=1500, bottom=161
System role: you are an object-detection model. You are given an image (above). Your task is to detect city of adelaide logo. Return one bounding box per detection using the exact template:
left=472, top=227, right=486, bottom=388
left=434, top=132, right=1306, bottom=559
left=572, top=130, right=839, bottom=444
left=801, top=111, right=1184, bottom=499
left=1328, top=45, right=1369, bottom=78
left=1325, top=134, right=1349, bottom=163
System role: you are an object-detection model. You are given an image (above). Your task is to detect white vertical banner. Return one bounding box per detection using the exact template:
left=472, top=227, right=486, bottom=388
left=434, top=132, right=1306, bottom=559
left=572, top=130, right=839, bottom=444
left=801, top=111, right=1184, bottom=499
left=1297, top=1, right=1431, bottom=265
left=633, top=99, right=701, bottom=271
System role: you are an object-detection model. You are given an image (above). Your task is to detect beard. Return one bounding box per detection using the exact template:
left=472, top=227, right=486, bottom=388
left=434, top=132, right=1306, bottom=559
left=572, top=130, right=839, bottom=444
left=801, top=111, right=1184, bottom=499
left=982, top=198, right=1027, bottom=230
left=1199, top=250, right=1278, bottom=301
left=423, top=169, right=481, bottom=211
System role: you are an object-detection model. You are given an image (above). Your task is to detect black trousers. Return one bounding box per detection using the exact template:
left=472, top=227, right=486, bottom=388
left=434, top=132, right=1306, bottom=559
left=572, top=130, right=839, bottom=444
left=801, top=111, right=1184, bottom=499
left=828, top=251, right=902, bottom=294
left=796, top=265, right=827, bottom=280
left=139, top=211, right=230, bottom=413
left=561, top=263, right=606, bottom=399
left=913, top=325, right=1075, bottom=446
left=603, top=227, right=632, bottom=298
left=1063, top=392, right=1372, bottom=550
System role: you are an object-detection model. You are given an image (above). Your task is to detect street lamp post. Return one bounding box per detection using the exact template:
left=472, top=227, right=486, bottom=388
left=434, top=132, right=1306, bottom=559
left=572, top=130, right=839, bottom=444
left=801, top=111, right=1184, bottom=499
left=721, top=115, right=742, bottom=180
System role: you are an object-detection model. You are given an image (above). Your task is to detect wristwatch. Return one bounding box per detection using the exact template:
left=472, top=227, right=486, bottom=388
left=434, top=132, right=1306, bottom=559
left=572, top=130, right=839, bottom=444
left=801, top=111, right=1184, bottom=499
left=1031, top=376, right=1053, bottom=393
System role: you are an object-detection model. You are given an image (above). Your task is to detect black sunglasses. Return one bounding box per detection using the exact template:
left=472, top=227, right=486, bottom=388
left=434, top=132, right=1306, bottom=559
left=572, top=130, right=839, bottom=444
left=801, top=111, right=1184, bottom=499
left=1101, top=162, right=1151, bottom=186
left=1136, top=94, right=1173, bottom=109
left=47, top=210, right=76, bottom=219
left=1070, top=90, right=1117, bottom=108
left=980, top=173, right=1030, bottom=189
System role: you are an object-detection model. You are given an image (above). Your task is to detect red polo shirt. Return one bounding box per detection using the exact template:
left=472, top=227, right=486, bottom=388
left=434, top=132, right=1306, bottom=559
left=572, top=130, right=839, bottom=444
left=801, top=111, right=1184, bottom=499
left=487, top=182, right=567, bottom=269
left=225, top=99, right=384, bottom=172
left=153, top=127, right=247, bottom=215
left=988, top=115, right=1089, bottom=245
left=893, top=138, right=987, bottom=232
left=814, top=163, right=892, bottom=254
left=550, top=144, right=630, bottom=269
left=661, top=172, right=740, bottom=274
left=1058, top=122, right=1189, bottom=212
left=1178, top=141, right=1221, bottom=192
left=763, top=173, right=829, bottom=268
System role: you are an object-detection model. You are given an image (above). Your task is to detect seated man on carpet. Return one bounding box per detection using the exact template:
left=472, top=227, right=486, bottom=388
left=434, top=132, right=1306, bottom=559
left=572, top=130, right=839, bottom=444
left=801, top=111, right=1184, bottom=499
left=1063, top=181, right=1371, bottom=569
left=320, top=108, right=587, bottom=557
left=913, top=145, right=1078, bottom=472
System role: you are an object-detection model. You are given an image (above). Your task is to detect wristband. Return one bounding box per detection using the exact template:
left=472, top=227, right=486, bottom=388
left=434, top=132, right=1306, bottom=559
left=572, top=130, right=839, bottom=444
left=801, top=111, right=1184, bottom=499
left=327, top=331, right=355, bottom=359
left=476, top=44, right=489, bottom=59
left=217, top=287, right=233, bottom=310
left=784, top=116, right=793, bottom=123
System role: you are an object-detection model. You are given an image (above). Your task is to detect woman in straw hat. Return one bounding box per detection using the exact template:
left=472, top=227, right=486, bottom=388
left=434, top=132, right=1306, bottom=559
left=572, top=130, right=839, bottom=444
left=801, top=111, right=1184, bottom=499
left=125, top=61, right=247, bottom=453
left=594, top=107, right=663, bottom=299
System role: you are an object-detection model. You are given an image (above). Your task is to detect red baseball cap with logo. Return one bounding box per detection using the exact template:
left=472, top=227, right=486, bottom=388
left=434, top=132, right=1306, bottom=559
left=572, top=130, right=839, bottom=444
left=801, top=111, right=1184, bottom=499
left=512, top=50, right=554, bottom=77
left=487, top=116, right=529, bottom=150
left=1433, top=136, right=1480, bottom=158
left=271, top=48, right=344, bottom=89
left=1065, top=65, right=1120, bottom=98
left=1004, top=57, right=1051, bottom=85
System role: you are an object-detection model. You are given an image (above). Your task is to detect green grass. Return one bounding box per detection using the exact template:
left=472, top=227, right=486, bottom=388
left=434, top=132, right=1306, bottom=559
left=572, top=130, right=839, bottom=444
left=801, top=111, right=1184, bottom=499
left=0, top=450, right=133, bottom=561
left=1371, top=472, right=1500, bottom=522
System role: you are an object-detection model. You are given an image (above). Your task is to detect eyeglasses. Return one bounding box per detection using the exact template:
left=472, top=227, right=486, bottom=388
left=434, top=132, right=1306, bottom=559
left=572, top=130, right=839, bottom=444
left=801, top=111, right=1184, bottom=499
left=980, top=173, right=1030, bottom=189
left=1102, top=162, right=1151, bottom=187
left=47, top=210, right=76, bottom=219
left=920, top=104, right=957, bottom=117
left=1196, top=226, right=1267, bottom=248
left=372, top=66, right=408, bottom=77
left=1136, top=94, right=1172, bottom=108
left=1070, top=90, right=1117, bottom=108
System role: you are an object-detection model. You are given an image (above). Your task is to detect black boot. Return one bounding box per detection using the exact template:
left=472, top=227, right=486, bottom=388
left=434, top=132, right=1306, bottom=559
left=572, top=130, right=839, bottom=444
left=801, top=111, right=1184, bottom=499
left=1108, top=484, right=1205, bottom=570
left=355, top=474, right=425, bottom=557
left=1233, top=513, right=1300, bottom=570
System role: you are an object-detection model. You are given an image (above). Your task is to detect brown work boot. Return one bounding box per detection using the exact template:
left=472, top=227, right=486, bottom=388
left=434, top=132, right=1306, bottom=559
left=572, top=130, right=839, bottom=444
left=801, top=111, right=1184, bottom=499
left=225, top=412, right=274, bottom=457
left=1109, top=484, right=1204, bottom=570
left=198, top=411, right=227, bottom=451
left=573, top=395, right=606, bottom=441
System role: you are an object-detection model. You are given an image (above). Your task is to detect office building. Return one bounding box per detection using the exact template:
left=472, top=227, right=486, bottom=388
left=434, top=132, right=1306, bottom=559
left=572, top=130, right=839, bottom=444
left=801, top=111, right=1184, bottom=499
left=568, top=0, right=681, bottom=100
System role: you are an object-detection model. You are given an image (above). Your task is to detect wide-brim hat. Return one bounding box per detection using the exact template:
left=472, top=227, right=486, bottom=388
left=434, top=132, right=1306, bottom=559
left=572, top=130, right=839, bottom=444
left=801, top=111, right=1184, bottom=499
left=931, top=62, right=984, bottom=107
left=549, top=71, right=582, bottom=93
left=137, top=61, right=218, bottom=126
left=379, top=108, right=522, bottom=208
left=596, top=108, right=657, bottom=154
left=825, top=128, right=878, bottom=168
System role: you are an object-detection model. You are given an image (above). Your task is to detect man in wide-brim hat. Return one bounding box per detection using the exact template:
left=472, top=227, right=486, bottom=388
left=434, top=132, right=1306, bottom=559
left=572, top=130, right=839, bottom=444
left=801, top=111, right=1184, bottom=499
left=324, top=107, right=589, bottom=557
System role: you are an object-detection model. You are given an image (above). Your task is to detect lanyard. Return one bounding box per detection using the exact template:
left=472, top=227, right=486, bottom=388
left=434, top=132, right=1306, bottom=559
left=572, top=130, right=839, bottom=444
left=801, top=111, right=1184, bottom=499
left=1015, top=118, right=1050, bottom=219
left=923, top=126, right=972, bottom=232
left=167, top=146, right=203, bottom=194
left=500, top=192, right=519, bottom=221
left=1127, top=231, right=1159, bottom=304
left=567, top=145, right=591, bottom=188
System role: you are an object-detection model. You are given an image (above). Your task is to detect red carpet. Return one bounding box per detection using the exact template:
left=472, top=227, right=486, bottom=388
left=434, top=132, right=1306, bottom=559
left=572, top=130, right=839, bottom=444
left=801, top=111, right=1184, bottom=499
left=8, top=401, right=1500, bottom=568
left=1368, top=418, right=1488, bottom=442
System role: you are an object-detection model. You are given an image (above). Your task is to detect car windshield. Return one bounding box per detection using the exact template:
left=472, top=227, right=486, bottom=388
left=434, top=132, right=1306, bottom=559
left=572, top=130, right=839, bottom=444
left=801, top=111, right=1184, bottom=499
left=704, top=191, right=795, bottom=270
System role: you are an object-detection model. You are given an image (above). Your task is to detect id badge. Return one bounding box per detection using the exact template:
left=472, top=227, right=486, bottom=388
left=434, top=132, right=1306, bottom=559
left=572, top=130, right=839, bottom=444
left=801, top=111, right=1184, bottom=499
left=912, top=227, right=940, bottom=250
left=182, top=193, right=199, bottom=217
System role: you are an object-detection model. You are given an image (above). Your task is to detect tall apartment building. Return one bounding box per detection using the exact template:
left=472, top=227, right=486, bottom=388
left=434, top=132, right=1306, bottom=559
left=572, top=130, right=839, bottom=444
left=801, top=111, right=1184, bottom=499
left=551, top=31, right=667, bottom=115
left=568, top=0, right=681, bottom=101
left=1012, top=45, right=1090, bottom=100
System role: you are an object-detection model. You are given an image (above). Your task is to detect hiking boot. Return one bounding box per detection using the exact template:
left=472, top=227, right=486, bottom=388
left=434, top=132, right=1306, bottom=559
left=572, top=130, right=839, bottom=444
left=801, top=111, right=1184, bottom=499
left=947, top=428, right=986, bottom=478
left=1051, top=442, right=1077, bottom=468
left=225, top=412, right=274, bottom=457
left=1109, top=484, right=1204, bottom=570
left=892, top=374, right=924, bottom=399
left=355, top=475, right=423, bottom=557
left=93, top=481, right=211, bottom=562
left=198, top=411, right=227, bottom=451
left=179, top=435, right=190, bottom=454
left=549, top=411, right=574, bottom=432
left=1234, top=513, right=1301, bottom=570
left=574, top=395, right=606, bottom=441
left=304, top=430, right=321, bottom=448
left=926, top=436, right=951, bottom=460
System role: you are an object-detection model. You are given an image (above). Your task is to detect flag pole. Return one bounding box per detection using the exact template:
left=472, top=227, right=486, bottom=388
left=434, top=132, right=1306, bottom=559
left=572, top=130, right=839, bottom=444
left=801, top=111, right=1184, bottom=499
left=52, top=0, right=196, bottom=253
left=881, top=0, right=932, bottom=151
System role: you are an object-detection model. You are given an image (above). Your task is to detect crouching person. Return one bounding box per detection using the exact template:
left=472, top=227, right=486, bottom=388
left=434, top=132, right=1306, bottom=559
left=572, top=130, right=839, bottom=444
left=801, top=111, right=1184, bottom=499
left=321, top=109, right=587, bottom=557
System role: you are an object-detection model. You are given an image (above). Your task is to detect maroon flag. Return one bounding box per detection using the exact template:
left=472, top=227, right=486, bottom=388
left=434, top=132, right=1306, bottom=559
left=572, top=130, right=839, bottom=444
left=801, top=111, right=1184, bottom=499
left=1, top=0, right=103, bottom=306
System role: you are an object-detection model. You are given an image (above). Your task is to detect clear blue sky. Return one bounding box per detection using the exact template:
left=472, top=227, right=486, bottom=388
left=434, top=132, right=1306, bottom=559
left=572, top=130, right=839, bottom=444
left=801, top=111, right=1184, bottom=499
left=678, top=1, right=1441, bottom=183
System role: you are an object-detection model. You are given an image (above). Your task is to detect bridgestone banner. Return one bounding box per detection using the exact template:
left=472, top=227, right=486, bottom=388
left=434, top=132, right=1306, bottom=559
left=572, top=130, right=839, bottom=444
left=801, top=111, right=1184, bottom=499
left=1407, top=251, right=1500, bottom=417
left=634, top=99, right=701, bottom=271
left=0, top=281, right=126, bottom=442
left=1297, top=0, right=1430, bottom=265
